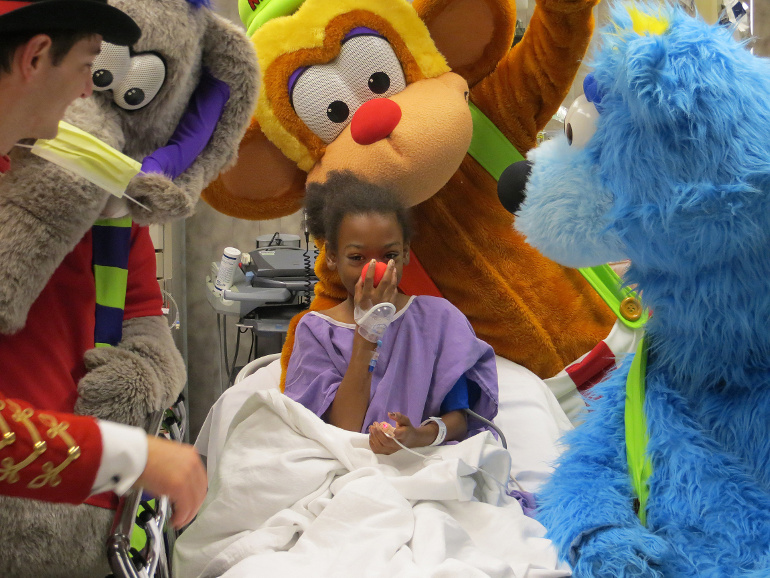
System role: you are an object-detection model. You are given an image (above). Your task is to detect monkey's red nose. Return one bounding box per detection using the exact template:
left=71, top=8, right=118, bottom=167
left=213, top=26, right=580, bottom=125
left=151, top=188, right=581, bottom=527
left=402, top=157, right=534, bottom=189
left=350, top=98, right=402, bottom=145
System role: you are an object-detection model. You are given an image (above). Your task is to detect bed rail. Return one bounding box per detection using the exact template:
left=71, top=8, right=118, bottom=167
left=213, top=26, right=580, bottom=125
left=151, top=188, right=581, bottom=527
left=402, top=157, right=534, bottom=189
left=106, top=396, right=187, bottom=578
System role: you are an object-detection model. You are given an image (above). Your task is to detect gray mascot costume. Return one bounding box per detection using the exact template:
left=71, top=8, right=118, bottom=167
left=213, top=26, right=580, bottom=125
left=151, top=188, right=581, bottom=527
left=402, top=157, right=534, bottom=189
left=0, top=0, right=258, bottom=576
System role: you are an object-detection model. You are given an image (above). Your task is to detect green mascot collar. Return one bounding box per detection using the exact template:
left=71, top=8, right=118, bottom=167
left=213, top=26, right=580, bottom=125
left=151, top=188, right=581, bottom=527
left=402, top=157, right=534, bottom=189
left=240, top=0, right=306, bottom=36
left=467, top=103, right=648, bottom=329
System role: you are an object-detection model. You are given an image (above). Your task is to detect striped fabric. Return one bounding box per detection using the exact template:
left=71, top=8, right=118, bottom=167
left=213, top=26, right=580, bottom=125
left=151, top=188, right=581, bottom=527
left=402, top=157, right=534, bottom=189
left=91, top=216, right=132, bottom=348
left=544, top=319, right=646, bottom=424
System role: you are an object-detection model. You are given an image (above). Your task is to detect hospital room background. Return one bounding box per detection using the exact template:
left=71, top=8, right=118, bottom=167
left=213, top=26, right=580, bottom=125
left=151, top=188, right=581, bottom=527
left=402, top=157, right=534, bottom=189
left=67, top=0, right=770, bottom=575
left=171, top=0, right=770, bottom=443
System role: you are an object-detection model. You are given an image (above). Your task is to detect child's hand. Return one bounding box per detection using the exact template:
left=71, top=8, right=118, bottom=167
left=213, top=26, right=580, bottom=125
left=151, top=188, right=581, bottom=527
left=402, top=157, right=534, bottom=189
left=368, top=422, right=400, bottom=455
left=368, top=412, right=418, bottom=455
left=355, top=259, right=398, bottom=312
left=388, top=411, right=420, bottom=446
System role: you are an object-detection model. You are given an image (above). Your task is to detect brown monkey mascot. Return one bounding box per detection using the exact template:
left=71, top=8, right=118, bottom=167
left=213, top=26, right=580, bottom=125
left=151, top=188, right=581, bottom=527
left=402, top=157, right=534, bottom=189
left=204, top=0, right=615, bottom=386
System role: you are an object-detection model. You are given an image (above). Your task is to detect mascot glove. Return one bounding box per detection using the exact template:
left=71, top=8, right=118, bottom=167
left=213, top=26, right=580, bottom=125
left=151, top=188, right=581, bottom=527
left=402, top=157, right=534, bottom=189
left=124, top=172, right=197, bottom=225
left=75, top=346, right=165, bottom=428
left=571, top=526, right=668, bottom=578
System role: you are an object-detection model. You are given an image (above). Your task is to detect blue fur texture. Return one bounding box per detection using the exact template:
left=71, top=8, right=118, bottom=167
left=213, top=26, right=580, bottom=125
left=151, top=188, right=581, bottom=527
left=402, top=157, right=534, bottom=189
left=516, top=3, right=770, bottom=576
left=185, top=0, right=211, bottom=8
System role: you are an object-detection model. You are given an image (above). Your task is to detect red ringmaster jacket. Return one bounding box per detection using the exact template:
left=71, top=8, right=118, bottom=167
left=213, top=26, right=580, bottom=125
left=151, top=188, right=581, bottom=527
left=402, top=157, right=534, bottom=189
left=0, top=394, right=101, bottom=504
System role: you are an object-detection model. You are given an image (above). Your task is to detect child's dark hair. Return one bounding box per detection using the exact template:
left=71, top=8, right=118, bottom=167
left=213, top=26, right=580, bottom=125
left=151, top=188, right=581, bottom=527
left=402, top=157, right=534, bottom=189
left=305, top=171, right=413, bottom=250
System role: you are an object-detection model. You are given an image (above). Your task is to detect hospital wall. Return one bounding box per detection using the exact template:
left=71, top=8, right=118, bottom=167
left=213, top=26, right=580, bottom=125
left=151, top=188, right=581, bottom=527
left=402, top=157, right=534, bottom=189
left=182, top=0, right=770, bottom=440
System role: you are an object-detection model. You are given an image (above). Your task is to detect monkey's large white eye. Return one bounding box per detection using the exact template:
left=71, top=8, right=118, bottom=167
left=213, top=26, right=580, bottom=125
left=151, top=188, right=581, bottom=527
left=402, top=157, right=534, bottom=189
left=91, top=42, right=130, bottom=92
left=564, top=95, right=599, bottom=148
left=291, top=34, right=407, bottom=143
left=292, top=67, right=358, bottom=143
left=111, top=53, right=166, bottom=111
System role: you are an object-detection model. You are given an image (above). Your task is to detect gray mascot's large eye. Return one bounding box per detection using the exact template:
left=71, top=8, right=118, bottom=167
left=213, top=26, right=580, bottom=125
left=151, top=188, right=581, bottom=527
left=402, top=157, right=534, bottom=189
left=291, top=35, right=407, bottom=144
left=91, top=42, right=131, bottom=91
left=111, top=53, right=166, bottom=111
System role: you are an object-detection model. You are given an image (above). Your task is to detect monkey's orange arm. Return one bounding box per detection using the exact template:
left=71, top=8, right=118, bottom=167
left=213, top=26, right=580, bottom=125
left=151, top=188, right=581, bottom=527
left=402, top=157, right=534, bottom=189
left=471, top=0, right=599, bottom=152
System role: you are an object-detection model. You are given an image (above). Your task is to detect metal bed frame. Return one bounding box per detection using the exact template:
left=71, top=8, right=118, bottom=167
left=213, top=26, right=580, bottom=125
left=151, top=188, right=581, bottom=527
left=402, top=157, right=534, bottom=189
left=106, top=397, right=187, bottom=578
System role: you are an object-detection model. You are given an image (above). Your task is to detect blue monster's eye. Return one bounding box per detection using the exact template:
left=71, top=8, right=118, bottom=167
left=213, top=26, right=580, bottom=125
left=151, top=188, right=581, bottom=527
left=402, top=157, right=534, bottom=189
left=564, top=95, right=598, bottom=148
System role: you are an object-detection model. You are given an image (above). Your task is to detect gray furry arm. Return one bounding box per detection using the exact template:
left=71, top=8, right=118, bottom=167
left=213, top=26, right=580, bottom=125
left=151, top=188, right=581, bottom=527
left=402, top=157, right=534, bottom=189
left=74, top=315, right=186, bottom=427
left=0, top=98, right=126, bottom=334
left=126, top=13, right=258, bottom=226
left=0, top=153, right=109, bottom=335
left=195, top=11, right=259, bottom=185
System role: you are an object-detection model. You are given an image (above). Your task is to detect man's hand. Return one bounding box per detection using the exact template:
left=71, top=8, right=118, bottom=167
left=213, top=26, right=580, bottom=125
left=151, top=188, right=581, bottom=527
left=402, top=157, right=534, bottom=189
left=133, top=436, right=207, bottom=528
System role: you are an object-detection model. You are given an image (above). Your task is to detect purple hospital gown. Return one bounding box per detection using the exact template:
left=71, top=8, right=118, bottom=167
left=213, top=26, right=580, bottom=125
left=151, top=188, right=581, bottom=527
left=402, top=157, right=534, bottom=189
left=285, top=296, right=498, bottom=437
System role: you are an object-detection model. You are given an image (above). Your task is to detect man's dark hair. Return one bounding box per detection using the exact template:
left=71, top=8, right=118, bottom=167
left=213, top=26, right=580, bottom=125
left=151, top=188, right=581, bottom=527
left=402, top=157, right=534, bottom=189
left=305, top=171, right=414, bottom=251
left=0, top=30, right=93, bottom=75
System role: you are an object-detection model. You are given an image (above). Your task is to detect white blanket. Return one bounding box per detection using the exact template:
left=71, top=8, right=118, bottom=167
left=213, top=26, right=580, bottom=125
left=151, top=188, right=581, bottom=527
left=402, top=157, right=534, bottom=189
left=174, top=389, right=571, bottom=578
left=195, top=356, right=572, bottom=494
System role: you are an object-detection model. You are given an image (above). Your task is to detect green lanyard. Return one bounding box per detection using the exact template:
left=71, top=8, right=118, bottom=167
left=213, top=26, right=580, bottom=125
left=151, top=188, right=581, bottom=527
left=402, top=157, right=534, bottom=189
left=467, top=104, right=653, bottom=524
left=466, top=103, right=649, bottom=327
left=625, top=337, right=652, bottom=525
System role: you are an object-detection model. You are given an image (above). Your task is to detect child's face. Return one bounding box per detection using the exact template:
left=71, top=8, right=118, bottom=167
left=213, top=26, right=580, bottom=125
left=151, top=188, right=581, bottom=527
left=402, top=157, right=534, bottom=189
left=326, top=212, right=410, bottom=297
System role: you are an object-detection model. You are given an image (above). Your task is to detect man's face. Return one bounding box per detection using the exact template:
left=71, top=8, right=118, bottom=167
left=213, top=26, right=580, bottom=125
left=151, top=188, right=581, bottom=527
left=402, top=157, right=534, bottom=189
left=30, top=34, right=102, bottom=139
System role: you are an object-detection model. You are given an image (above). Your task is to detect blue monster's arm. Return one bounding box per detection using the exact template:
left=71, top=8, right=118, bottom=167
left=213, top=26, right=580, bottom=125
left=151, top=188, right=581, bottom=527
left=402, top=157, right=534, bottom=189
left=538, top=362, right=668, bottom=577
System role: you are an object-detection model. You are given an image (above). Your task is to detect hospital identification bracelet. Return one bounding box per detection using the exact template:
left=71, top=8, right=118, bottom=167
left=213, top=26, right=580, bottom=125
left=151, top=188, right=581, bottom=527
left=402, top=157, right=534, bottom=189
left=421, top=417, right=447, bottom=446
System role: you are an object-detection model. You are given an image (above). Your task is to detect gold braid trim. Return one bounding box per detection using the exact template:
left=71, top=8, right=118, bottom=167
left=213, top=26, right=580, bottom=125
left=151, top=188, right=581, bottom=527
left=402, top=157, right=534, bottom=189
left=0, top=401, right=47, bottom=484
left=28, top=414, right=80, bottom=489
left=0, top=400, right=16, bottom=451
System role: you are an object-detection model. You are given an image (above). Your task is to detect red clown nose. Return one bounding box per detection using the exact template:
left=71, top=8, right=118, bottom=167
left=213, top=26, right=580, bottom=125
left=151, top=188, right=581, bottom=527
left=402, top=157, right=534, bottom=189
left=361, top=261, right=388, bottom=287
left=350, top=98, right=402, bottom=145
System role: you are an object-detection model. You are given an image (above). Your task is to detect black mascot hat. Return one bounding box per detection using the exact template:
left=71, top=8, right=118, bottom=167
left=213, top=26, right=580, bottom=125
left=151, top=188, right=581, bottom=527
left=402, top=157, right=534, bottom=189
left=0, top=0, right=140, bottom=45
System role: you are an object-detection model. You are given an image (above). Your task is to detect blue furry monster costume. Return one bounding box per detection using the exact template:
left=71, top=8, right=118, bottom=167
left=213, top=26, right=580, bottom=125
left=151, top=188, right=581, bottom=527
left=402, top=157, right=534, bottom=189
left=511, top=3, right=770, bottom=577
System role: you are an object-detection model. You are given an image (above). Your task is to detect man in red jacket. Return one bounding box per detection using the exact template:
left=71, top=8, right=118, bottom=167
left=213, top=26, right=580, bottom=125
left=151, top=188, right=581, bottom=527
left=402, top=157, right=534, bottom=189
left=0, top=0, right=205, bottom=529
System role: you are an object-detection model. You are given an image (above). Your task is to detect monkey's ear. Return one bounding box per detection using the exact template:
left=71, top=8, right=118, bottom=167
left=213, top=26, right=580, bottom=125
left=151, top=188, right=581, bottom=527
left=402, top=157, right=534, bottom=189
left=202, top=118, right=307, bottom=220
left=413, top=0, right=515, bottom=88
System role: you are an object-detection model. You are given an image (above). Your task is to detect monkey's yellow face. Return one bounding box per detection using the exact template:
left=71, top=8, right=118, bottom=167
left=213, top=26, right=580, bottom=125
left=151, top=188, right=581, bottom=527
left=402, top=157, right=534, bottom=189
left=306, top=70, right=472, bottom=207
left=252, top=0, right=472, bottom=206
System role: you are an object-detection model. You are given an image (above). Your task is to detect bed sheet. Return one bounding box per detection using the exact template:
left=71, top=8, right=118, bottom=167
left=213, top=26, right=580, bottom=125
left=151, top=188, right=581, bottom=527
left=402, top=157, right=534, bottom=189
left=176, top=388, right=572, bottom=577
left=195, top=355, right=572, bottom=494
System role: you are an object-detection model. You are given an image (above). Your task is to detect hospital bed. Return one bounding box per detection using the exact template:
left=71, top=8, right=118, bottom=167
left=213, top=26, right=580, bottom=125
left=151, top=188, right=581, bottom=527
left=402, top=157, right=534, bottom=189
left=175, top=353, right=577, bottom=577
left=107, top=324, right=638, bottom=576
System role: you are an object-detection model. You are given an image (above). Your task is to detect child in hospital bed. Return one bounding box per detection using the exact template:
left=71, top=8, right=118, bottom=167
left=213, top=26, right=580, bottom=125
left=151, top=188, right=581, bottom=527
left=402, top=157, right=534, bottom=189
left=284, top=171, right=499, bottom=453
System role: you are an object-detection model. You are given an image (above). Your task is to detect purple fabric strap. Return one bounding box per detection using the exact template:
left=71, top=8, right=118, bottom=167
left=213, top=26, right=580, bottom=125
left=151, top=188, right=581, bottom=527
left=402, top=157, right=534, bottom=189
left=140, top=68, right=231, bottom=180
left=508, top=489, right=537, bottom=518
